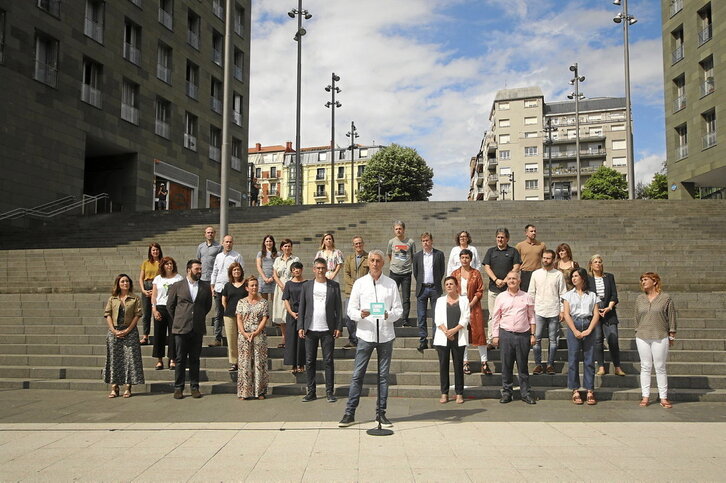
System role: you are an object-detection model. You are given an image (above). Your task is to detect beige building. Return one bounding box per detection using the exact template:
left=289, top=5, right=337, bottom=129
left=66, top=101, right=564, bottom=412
left=469, top=87, right=629, bottom=201
left=662, top=0, right=725, bottom=199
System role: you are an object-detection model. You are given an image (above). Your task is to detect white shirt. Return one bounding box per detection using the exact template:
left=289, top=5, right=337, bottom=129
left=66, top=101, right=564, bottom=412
left=562, top=289, right=599, bottom=318
left=528, top=268, right=567, bottom=318
left=187, top=279, right=199, bottom=302
left=447, top=245, right=481, bottom=275
left=310, top=281, right=328, bottom=332
left=347, top=273, right=403, bottom=343
left=422, top=250, right=434, bottom=284
left=210, top=250, right=243, bottom=293
left=152, top=274, right=183, bottom=306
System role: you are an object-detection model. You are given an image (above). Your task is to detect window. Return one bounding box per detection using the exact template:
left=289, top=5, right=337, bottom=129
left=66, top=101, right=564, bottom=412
left=210, top=77, right=222, bottom=113
left=316, top=168, right=325, bottom=180
left=524, top=116, right=537, bottom=125
left=671, top=26, right=684, bottom=64
left=34, top=34, right=59, bottom=87
left=209, top=125, right=221, bottom=161
left=612, top=157, right=626, bottom=167
left=212, top=0, right=224, bottom=19
left=702, top=109, right=716, bottom=149
left=339, top=150, right=345, bottom=160
left=270, top=166, right=277, bottom=178
left=121, top=79, right=139, bottom=124
left=155, top=97, right=170, bottom=139
left=669, top=0, right=683, bottom=17
left=232, top=92, right=242, bottom=125
left=567, top=128, right=576, bottom=139
left=37, top=0, right=61, bottom=17
left=184, top=112, right=197, bottom=151
left=499, top=134, right=510, bottom=144
left=186, top=61, right=199, bottom=99
left=500, top=182, right=510, bottom=194
left=337, top=166, right=345, bottom=179
left=525, top=163, right=538, bottom=173
left=499, top=119, right=510, bottom=128
left=231, top=138, right=242, bottom=171
left=84, top=1, right=104, bottom=43
left=498, top=102, right=510, bottom=110
left=612, top=140, right=626, bottom=150
left=700, top=56, right=714, bottom=97
left=612, top=124, right=625, bottom=131
left=675, top=123, right=688, bottom=159
left=524, top=146, right=538, bottom=157
left=233, top=48, right=244, bottom=81
left=315, top=185, right=325, bottom=197
left=318, top=152, right=327, bottom=162
left=499, top=150, right=510, bottom=160
left=0, top=10, right=5, bottom=63
left=673, top=74, right=686, bottom=111
left=525, top=196, right=539, bottom=201
left=158, top=0, right=173, bottom=30
left=123, top=20, right=141, bottom=65
left=524, top=132, right=537, bottom=138
left=81, top=58, right=102, bottom=108
left=500, top=167, right=511, bottom=176
left=524, top=99, right=538, bottom=108
left=589, top=127, right=603, bottom=136
left=359, top=148, right=368, bottom=158
left=357, top=165, right=365, bottom=177
left=255, top=167, right=261, bottom=178
left=525, top=179, right=538, bottom=190
left=212, top=30, right=223, bottom=66
left=157, top=42, right=172, bottom=84
left=187, top=9, right=200, bottom=49
left=698, top=3, right=712, bottom=46
left=234, top=3, right=244, bottom=37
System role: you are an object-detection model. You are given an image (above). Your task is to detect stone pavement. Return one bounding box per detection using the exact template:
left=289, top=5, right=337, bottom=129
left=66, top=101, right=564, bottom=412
left=1, top=389, right=726, bottom=482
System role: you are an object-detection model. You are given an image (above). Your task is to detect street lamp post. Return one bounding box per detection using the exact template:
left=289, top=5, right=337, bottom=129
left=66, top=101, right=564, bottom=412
left=508, top=172, right=515, bottom=201
left=568, top=63, right=586, bottom=200
left=346, top=121, right=359, bottom=203
left=613, top=0, right=637, bottom=199
left=325, top=73, right=341, bottom=205
left=543, top=117, right=555, bottom=200
left=288, top=1, right=312, bottom=205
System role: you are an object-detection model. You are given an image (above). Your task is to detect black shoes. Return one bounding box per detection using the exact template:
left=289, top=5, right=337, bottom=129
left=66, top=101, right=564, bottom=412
left=191, top=388, right=203, bottom=399
left=173, top=389, right=184, bottom=400
left=376, top=413, right=393, bottom=428
left=342, top=343, right=357, bottom=350
left=326, top=394, right=337, bottom=403
left=302, top=393, right=317, bottom=402
left=338, top=413, right=355, bottom=427
left=417, top=341, right=428, bottom=352
left=521, top=394, right=536, bottom=405
left=499, top=393, right=513, bottom=404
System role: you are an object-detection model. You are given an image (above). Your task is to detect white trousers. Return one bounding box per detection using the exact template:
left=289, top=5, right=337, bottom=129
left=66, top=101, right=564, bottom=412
left=636, top=337, right=669, bottom=399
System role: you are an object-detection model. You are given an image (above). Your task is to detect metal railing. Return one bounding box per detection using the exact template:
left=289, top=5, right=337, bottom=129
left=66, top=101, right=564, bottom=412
left=155, top=120, right=170, bottom=139
left=671, top=44, right=684, bottom=64
left=700, top=79, right=715, bottom=98
left=233, top=111, right=242, bottom=126
left=673, top=95, right=686, bottom=112
left=121, top=103, right=139, bottom=124
left=669, top=0, right=683, bottom=17
left=0, top=193, right=110, bottom=221
left=186, top=82, right=198, bottom=99
left=676, top=144, right=688, bottom=160
left=698, top=25, right=712, bottom=46
left=703, top=132, right=717, bottom=150
left=231, top=156, right=241, bottom=171
left=210, top=97, right=222, bottom=114
left=81, top=85, right=101, bottom=108
left=123, top=43, right=140, bottom=65
left=34, top=61, right=57, bottom=86
left=234, top=66, right=243, bottom=81
left=158, top=9, right=172, bottom=29
left=209, top=146, right=221, bottom=162
left=84, top=18, right=103, bottom=43
left=187, top=30, right=199, bottom=49
left=157, top=64, right=171, bottom=83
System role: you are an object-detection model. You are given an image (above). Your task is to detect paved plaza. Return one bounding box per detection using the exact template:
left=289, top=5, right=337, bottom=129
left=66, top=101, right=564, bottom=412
left=1, top=389, right=725, bottom=482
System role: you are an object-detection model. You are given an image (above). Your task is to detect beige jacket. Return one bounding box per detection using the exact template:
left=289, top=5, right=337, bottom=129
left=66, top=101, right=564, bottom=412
left=342, top=251, right=369, bottom=297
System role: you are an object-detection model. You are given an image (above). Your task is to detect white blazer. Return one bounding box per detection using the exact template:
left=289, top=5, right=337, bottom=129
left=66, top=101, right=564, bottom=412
left=432, top=295, right=470, bottom=347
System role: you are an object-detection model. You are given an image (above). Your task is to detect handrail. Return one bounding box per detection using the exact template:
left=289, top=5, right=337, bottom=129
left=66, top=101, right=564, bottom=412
left=0, top=193, right=111, bottom=221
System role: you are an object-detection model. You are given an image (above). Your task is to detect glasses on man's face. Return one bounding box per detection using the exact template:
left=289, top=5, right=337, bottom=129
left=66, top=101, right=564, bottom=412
left=314, top=266, right=327, bottom=270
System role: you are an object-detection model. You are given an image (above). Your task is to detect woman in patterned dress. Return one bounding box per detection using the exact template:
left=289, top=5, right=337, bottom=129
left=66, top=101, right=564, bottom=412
left=103, top=274, right=145, bottom=398
left=314, top=233, right=344, bottom=283
left=452, top=249, right=488, bottom=375
left=236, top=277, right=269, bottom=399
left=272, top=238, right=300, bottom=349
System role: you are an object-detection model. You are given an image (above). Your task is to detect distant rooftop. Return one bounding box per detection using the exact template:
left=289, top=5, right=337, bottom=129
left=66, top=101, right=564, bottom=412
left=545, top=97, right=626, bottom=115
left=494, top=86, right=544, bottom=102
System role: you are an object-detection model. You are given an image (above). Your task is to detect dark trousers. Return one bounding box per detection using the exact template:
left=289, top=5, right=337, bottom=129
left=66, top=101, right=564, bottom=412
left=343, top=298, right=358, bottom=345
left=141, top=280, right=153, bottom=336
left=389, top=271, right=412, bottom=323
left=520, top=271, right=533, bottom=292
left=152, top=306, right=176, bottom=360
left=304, top=330, right=335, bottom=395
left=417, top=286, right=440, bottom=343
left=174, top=331, right=203, bottom=391
left=595, top=323, right=621, bottom=368
left=500, top=329, right=531, bottom=397
left=213, top=292, right=224, bottom=341
left=437, top=340, right=465, bottom=395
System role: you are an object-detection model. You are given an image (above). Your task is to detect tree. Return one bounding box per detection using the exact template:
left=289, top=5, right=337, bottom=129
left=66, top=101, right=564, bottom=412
left=357, top=144, right=434, bottom=202
left=581, top=166, right=628, bottom=200
left=641, top=173, right=668, bottom=199
left=265, top=196, right=294, bottom=206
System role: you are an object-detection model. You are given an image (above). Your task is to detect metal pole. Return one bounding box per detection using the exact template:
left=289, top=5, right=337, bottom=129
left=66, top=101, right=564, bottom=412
left=294, top=0, right=303, bottom=205
left=350, top=121, right=355, bottom=203
left=219, top=0, right=233, bottom=235
left=329, top=74, right=337, bottom=204
left=623, top=0, right=635, bottom=199
left=574, top=73, right=581, bottom=200
left=545, top=118, right=553, bottom=199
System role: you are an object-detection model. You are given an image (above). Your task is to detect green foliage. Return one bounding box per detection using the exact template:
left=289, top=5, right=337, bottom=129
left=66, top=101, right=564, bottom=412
left=265, top=196, right=295, bottom=206
left=581, top=166, right=628, bottom=200
left=641, top=173, right=668, bottom=199
left=357, top=144, right=434, bottom=202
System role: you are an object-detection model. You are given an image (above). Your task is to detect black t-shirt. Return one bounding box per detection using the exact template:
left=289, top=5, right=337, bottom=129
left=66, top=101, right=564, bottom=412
left=482, top=245, right=522, bottom=293
left=221, top=282, right=248, bottom=317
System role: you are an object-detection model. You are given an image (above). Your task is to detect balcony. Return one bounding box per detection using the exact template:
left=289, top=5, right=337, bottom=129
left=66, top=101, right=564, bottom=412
left=486, top=191, right=498, bottom=201
left=155, top=120, right=170, bottom=139
left=475, top=174, right=484, bottom=187
left=486, top=141, right=497, bottom=153
left=314, top=190, right=327, bottom=199
left=187, top=31, right=199, bottom=49
left=235, top=22, right=243, bottom=37
left=184, top=133, right=197, bottom=151
left=487, top=174, right=498, bottom=185
left=676, top=144, right=688, bottom=160
left=211, top=97, right=222, bottom=114
left=669, top=0, right=683, bottom=17
left=700, top=79, right=715, bottom=98
left=548, top=149, right=606, bottom=160
left=231, top=156, right=241, bottom=171
left=233, top=111, right=242, bottom=126
left=37, top=0, right=60, bottom=17
left=123, top=43, right=140, bottom=65
left=698, top=25, right=712, bottom=46
left=159, top=9, right=173, bottom=29
left=543, top=166, right=601, bottom=178
left=336, top=189, right=346, bottom=197
left=673, top=95, right=686, bottom=112
left=487, top=159, right=498, bottom=170
left=186, top=82, right=198, bottom=99
left=671, top=45, right=684, bottom=65
left=703, top=132, right=717, bottom=150
left=234, top=66, right=243, bottom=81
left=81, top=85, right=101, bottom=108
left=315, top=173, right=326, bottom=181
left=213, top=3, right=224, bottom=19
left=34, top=61, right=57, bottom=86
left=209, top=146, right=221, bottom=162
left=121, top=103, right=139, bottom=124
left=84, top=18, right=103, bottom=43
left=157, top=64, right=171, bottom=84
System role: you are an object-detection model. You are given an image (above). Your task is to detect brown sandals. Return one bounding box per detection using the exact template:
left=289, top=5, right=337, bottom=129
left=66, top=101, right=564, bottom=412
left=572, top=390, right=583, bottom=405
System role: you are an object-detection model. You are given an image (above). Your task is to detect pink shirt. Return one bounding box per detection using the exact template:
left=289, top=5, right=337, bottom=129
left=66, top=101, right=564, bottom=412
left=491, top=289, right=535, bottom=337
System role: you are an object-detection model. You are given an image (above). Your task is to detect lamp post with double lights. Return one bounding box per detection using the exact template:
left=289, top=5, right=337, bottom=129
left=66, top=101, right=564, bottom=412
left=542, top=117, right=555, bottom=200
left=567, top=63, right=585, bottom=200
left=325, top=73, right=341, bottom=204
left=613, top=0, right=637, bottom=199
left=346, top=121, right=359, bottom=203
left=288, top=1, right=312, bottom=205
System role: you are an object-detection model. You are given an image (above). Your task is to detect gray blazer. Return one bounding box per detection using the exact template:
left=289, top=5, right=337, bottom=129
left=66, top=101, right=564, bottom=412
left=167, top=278, right=213, bottom=335
left=297, top=279, right=343, bottom=332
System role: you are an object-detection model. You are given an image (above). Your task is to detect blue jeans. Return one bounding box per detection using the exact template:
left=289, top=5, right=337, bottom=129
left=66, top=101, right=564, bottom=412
left=534, top=315, right=560, bottom=366
left=566, top=317, right=596, bottom=390
left=416, top=286, right=440, bottom=343
left=344, top=339, right=394, bottom=416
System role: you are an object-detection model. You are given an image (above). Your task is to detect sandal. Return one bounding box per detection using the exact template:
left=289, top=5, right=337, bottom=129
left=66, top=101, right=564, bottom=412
left=463, top=362, right=471, bottom=375
left=481, top=362, right=492, bottom=375
left=586, top=391, right=597, bottom=405
left=659, top=398, right=673, bottom=409
left=439, top=394, right=448, bottom=404
left=229, top=364, right=238, bottom=372
left=155, top=362, right=164, bottom=370
left=122, top=386, right=132, bottom=398
left=455, top=395, right=464, bottom=404
left=108, top=385, right=119, bottom=398
left=639, top=397, right=650, bottom=407
left=139, top=336, right=149, bottom=345
left=258, top=394, right=266, bottom=400
left=572, top=390, right=583, bottom=405
left=169, top=361, right=176, bottom=370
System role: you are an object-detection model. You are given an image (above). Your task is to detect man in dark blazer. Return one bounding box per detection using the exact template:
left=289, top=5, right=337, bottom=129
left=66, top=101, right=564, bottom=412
left=298, top=258, right=343, bottom=402
left=412, top=232, right=446, bottom=351
left=167, top=259, right=213, bottom=400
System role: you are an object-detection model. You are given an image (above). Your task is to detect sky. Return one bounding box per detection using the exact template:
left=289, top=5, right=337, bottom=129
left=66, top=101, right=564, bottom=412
left=248, top=0, right=666, bottom=200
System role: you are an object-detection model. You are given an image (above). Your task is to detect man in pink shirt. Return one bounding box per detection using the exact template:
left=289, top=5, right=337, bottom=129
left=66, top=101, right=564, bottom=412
left=491, top=271, right=536, bottom=404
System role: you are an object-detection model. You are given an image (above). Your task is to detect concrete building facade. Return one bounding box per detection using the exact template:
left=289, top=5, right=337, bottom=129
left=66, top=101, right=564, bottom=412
left=661, top=0, right=725, bottom=199
left=0, top=0, right=250, bottom=213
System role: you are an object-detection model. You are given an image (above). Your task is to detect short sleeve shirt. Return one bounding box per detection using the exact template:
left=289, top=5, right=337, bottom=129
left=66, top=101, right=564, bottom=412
left=483, top=246, right=522, bottom=293
left=387, top=237, right=416, bottom=275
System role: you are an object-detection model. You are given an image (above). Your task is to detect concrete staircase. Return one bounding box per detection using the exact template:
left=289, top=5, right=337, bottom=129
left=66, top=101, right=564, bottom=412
left=0, top=200, right=725, bottom=401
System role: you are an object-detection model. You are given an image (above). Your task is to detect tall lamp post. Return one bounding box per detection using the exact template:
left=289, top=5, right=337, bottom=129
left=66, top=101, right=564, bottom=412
left=346, top=121, right=359, bottom=203
left=568, top=63, right=585, bottom=200
left=613, top=0, right=637, bottom=199
left=543, top=117, right=555, bottom=200
left=325, top=73, right=341, bottom=205
left=218, top=0, right=234, bottom=236
left=288, top=2, right=312, bottom=205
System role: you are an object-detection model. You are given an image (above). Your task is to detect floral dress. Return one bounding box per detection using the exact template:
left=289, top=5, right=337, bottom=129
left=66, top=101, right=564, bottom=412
left=315, top=249, right=344, bottom=283
left=271, top=255, right=300, bottom=325
left=236, top=297, right=269, bottom=398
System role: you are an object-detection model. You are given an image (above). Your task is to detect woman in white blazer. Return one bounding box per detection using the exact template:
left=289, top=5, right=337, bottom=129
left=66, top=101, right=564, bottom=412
left=433, top=276, right=471, bottom=404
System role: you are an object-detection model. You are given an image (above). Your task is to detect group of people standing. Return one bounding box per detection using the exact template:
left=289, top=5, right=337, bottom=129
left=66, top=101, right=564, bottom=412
left=102, top=221, right=678, bottom=424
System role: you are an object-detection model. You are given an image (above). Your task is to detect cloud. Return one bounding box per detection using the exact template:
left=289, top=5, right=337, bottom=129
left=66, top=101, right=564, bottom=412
left=635, top=151, right=666, bottom=185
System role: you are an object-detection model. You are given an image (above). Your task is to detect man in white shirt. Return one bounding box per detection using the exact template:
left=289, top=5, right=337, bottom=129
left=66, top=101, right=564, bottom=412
left=528, top=250, right=567, bottom=375
left=297, top=258, right=343, bottom=403
left=339, top=250, right=403, bottom=428
left=412, top=232, right=445, bottom=352
left=209, top=235, right=242, bottom=347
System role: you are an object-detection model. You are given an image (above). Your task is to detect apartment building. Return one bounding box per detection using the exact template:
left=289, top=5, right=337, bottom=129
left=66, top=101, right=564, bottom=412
left=0, top=0, right=250, bottom=212
left=248, top=142, right=289, bottom=205
left=662, top=0, right=725, bottom=199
